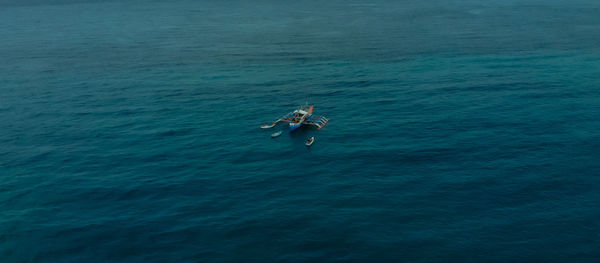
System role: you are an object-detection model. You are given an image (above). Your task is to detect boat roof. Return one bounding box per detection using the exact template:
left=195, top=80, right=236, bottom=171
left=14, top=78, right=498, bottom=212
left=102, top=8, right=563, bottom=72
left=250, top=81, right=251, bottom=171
left=294, top=110, right=308, bottom=115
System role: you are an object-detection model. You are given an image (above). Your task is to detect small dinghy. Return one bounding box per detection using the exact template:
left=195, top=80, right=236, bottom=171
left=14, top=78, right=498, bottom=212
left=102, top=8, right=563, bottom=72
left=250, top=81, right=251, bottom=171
left=305, top=136, right=315, bottom=146
left=271, top=131, right=283, bottom=138
left=261, top=123, right=276, bottom=129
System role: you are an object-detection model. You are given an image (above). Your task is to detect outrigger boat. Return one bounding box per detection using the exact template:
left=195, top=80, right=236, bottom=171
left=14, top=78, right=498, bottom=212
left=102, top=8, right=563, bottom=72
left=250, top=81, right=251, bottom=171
left=261, top=104, right=329, bottom=132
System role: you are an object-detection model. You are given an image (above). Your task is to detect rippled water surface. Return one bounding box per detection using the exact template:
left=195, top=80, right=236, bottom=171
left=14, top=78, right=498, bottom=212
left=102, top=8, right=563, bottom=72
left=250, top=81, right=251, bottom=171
left=1, top=0, right=600, bottom=262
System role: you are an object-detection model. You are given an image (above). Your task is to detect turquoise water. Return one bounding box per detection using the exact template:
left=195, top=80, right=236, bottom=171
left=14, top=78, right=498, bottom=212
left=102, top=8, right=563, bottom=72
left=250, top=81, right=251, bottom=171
left=2, top=0, right=600, bottom=261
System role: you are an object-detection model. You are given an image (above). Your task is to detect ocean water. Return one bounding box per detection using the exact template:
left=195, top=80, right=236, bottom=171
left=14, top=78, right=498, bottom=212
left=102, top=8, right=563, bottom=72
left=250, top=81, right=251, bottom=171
left=1, top=0, right=600, bottom=262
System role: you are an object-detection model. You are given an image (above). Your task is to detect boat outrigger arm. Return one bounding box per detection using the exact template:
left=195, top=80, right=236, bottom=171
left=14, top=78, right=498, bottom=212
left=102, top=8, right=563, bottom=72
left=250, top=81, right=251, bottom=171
left=261, top=105, right=329, bottom=131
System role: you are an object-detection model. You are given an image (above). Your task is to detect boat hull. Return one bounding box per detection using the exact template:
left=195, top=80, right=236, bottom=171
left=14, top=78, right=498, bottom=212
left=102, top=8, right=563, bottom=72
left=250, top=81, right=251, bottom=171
left=289, top=122, right=302, bottom=132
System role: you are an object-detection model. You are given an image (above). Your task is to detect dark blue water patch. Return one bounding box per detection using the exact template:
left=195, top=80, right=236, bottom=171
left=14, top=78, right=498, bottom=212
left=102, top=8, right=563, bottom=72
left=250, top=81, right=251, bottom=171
left=154, top=128, right=194, bottom=137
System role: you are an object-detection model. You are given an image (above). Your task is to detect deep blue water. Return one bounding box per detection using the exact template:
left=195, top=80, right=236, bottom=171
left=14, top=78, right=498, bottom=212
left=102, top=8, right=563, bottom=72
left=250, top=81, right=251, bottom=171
left=2, top=0, right=600, bottom=262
